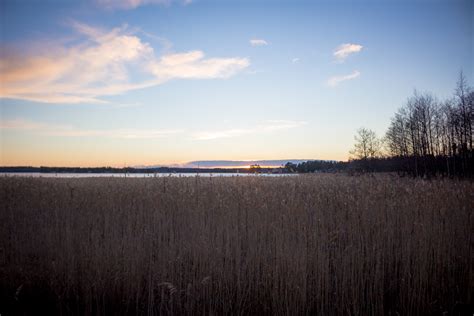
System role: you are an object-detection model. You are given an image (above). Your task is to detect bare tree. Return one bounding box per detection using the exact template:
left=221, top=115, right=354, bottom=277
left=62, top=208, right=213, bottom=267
left=454, top=71, right=473, bottom=152
left=386, top=107, right=410, bottom=157
left=350, top=128, right=381, bottom=160
left=381, top=72, right=473, bottom=176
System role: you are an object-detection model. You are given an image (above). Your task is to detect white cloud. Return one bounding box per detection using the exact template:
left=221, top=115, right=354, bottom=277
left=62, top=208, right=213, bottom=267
left=333, top=43, right=363, bottom=62
left=292, top=58, right=300, bottom=64
left=96, top=0, right=190, bottom=10
left=149, top=51, right=249, bottom=80
left=0, top=119, right=181, bottom=139
left=192, top=120, right=307, bottom=140
left=327, top=70, right=361, bottom=87
left=249, top=39, right=268, bottom=46
left=0, top=23, right=249, bottom=104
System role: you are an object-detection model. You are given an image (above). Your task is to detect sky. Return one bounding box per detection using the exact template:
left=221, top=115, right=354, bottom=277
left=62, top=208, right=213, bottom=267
left=0, top=0, right=472, bottom=167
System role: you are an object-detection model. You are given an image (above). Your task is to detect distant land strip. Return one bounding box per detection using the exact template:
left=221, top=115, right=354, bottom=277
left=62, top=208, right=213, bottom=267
left=137, top=159, right=318, bottom=169
left=0, top=166, right=282, bottom=174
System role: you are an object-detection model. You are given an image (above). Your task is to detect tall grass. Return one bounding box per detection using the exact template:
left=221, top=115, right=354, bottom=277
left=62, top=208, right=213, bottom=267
left=1, top=174, right=472, bottom=315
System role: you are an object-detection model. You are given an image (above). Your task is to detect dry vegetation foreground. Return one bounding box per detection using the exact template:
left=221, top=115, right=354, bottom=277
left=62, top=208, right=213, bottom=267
left=0, top=174, right=473, bottom=315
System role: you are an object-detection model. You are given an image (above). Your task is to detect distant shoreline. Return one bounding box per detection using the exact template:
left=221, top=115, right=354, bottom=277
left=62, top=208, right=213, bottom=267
left=0, top=166, right=287, bottom=174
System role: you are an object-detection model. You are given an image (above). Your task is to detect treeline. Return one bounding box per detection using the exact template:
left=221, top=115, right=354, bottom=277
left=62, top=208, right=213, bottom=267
left=284, top=160, right=346, bottom=173
left=282, top=73, right=473, bottom=177
left=350, top=72, right=474, bottom=177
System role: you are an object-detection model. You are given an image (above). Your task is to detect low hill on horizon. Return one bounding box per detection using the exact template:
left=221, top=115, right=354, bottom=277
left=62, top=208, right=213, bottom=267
left=140, top=159, right=319, bottom=169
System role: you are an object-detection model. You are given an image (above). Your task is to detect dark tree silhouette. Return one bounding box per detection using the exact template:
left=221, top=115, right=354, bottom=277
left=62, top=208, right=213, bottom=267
left=350, top=128, right=382, bottom=160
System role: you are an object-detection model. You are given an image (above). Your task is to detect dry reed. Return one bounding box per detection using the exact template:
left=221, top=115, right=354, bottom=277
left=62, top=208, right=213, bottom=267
left=0, top=174, right=472, bottom=315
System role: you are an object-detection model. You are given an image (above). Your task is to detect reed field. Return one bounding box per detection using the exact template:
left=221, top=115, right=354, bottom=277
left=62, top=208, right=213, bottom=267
left=0, top=174, right=473, bottom=315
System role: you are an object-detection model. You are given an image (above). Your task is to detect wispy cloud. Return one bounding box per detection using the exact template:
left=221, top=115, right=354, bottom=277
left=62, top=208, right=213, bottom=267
left=149, top=50, right=249, bottom=80
left=0, top=22, right=249, bottom=104
left=1, top=118, right=306, bottom=140
left=0, top=119, right=49, bottom=131
left=0, top=119, right=182, bottom=139
left=249, top=39, right=268, bottom=46
left=292, top=57, right=300, bottom=64
left=327, top=70, right=361, bottom=87
left=192, top=120, right=307, bottom=140
left=140, top=31, right=173, bottom=53
left=97, top=0, right=191, bottom=10
left=333, top=43, right=363, bottom=62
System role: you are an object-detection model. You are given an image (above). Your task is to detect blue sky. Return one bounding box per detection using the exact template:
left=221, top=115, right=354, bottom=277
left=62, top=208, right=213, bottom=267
left=0, top=0, right=472, bottom=166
